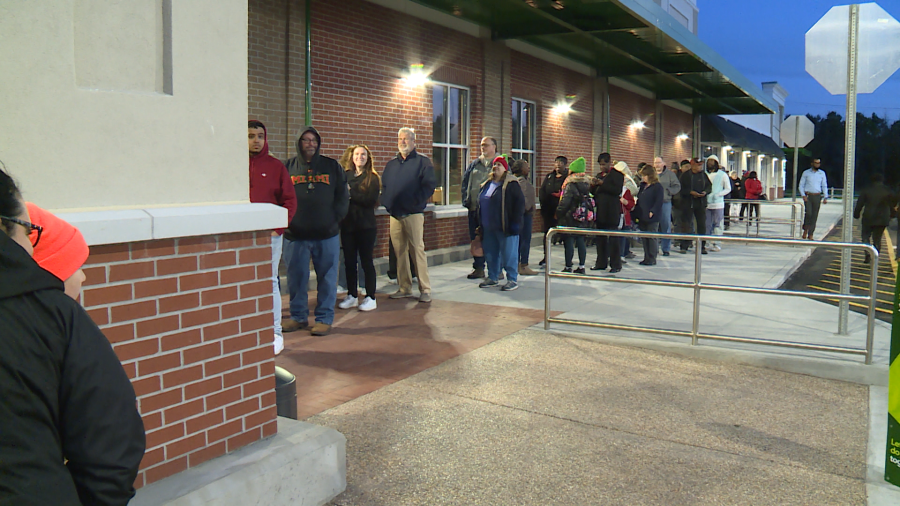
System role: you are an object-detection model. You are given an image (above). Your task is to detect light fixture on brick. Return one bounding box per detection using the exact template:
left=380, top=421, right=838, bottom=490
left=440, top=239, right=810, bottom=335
left=630, top=120, right=645, bottom=130
left=553, top=94, right=575, bottom=114
left=401, top=63, right=430, bottom=87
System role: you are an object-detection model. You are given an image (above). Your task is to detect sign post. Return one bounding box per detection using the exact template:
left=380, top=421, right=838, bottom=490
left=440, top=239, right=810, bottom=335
left=806, top=2, right=900, bottom=335
left=780, top=115, right=815, bottom=203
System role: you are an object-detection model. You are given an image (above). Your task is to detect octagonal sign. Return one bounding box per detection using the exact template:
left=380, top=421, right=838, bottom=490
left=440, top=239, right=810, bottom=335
left=781, top=115, right=815, bottom=148
left=806, top=2, right=900, bottom=95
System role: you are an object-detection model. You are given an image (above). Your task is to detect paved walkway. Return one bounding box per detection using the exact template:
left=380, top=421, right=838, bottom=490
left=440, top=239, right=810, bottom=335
left=275, top=200, right=899, bottom=504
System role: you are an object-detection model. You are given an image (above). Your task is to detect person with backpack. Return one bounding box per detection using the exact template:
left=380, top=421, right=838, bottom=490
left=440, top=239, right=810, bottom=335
left=555, top=157, right=594, bottom=274
left=475, top=155, right=525, bottom=291
left=590, top=153, right=623, bottom=273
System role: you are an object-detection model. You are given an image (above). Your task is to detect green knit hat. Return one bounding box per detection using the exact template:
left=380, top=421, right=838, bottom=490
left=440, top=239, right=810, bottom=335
left=568, top=157, right=586, bottom=174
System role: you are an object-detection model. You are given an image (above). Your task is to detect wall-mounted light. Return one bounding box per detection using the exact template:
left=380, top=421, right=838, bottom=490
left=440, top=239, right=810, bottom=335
left=401, top=64, right=430, bottom=87
left=630, top=120, right=645, bottom=130
left=553, top=102, right=572, bottom=114
left=743, top=151, right=752, bottom=157
left=676, top=133, right=689, bottom=141
left=723, top=145, right=732, bottom=150
left=758, top=154, right=765, bottom=159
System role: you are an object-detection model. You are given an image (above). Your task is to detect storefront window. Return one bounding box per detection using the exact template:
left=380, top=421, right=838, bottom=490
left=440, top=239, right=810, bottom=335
left=432, top=83, right=469, bottom=205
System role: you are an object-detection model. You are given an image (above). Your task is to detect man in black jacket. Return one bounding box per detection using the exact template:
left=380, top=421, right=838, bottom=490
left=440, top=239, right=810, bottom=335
left=678, top=158, right=712, bottom=254
left=382, top=127, right=437, bottom=303
left=854, top=173, right=896, bottom=263
left=538, top=156, right=568, bottom=266
left=282, top=126, right=349, bottom=336
left=0, top=187, right=145, bottom=505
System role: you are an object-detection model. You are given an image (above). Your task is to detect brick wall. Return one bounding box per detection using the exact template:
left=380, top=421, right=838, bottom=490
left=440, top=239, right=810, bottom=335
left=660, top=105, right=693, bottom=165
left=248, top=0, right=306, bottom=160
left=510, top=51, right=594, bottom=183
left=81, top=232, right=278, bottom=487
left=608, top=86, right=656, bottom=168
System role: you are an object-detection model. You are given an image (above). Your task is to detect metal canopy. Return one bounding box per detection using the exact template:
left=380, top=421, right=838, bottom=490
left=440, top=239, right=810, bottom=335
left=411, top=0, right=778, bottom=114
left=701, top=115, right=783, bottom=157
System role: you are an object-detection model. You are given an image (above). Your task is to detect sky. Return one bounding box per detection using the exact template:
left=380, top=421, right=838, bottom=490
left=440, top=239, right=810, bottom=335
left=698, top=0, right=900, bottom=121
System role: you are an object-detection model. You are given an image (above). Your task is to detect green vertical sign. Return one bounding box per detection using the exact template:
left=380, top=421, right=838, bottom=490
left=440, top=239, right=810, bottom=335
left=887, top=270, right=900, bottom=485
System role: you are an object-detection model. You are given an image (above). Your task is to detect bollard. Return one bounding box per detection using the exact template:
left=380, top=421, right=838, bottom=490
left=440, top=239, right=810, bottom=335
left=274, top=366, right=298, bottom=420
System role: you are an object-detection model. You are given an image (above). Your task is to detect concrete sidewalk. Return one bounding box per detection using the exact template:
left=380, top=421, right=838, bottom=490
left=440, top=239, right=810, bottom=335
left=301, top=199, right=900, bottom=505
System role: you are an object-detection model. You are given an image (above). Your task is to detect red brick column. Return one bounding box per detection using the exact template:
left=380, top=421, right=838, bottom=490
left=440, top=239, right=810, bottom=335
left=80, top=231, right=278, bottom=488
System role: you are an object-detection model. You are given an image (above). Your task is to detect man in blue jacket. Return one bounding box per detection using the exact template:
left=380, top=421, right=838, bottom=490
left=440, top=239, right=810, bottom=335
left=282, top=126, right=349, bottom=337
left=381, top=127, right=437, bottom=303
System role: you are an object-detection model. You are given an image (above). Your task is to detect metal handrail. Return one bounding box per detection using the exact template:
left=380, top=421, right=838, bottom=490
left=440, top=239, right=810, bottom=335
left=723, top=199, right=804, bottom=238
left=543, top=227, right=879, bottom=364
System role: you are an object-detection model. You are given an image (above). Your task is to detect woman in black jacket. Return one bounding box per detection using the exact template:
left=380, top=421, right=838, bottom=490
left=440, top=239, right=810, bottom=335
left=0, top=166, right=145, bottom=506
left=555, top=157, right=593, bottom=274
left=635, top=165, right=664, bottom=266
left=338, top=145, right=381, bottom=311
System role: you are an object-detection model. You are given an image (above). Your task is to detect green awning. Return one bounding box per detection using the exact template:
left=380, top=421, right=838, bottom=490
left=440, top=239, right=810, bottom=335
left=410, top=0, right=778, bottom=115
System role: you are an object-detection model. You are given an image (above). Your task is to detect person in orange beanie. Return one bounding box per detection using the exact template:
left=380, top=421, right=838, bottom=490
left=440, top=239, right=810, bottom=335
left=25, top=203, right=89, bottom=299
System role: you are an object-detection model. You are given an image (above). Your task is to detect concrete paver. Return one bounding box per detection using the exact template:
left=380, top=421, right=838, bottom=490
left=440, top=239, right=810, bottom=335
left=314, top=330, right=868, bottom=505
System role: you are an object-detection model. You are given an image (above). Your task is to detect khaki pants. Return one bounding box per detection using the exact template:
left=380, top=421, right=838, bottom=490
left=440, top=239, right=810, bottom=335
left=390, top=214, right=431, bottom=294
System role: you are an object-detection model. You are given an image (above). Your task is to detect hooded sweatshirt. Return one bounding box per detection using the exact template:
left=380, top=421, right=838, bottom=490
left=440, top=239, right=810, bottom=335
left=249, top=123, right=298, bottom=235
left=0, top=232, right=145, bottom=506
left=283, top=126, right=349, bottom=240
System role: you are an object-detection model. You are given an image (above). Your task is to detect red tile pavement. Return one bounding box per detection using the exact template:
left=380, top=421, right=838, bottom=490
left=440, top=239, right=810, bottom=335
left=275, top=293, right=550, bottom=419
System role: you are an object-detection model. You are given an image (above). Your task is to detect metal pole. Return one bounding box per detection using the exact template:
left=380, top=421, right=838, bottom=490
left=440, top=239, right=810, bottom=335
left=838, top=4, right=860, bottom=335
left=865, top=249, right=878, bottom=364
left=792, top=117, right=800, bottom=203
left=691, top=237, right=702, bottom=345
left=544, top=229, right=552, bottom=330
left=304, top=0, right=313, bottom=124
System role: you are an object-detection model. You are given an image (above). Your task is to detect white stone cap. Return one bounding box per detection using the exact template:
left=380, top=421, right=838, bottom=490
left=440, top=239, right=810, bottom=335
left=57, top=203, right=287, bottom=246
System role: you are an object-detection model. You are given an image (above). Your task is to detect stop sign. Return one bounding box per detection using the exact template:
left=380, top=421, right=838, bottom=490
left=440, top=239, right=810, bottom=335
left=806, top=3, right=900, bottom=95
left=781, top=115, right=814, bottom=148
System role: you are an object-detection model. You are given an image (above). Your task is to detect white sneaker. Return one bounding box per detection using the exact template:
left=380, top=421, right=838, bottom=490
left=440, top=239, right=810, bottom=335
left=273, top=334, right=284, bottom=356
left=337, top=285, right=348, bottom=295
left=338, top=295, right=358, bottom=309
left=358, top=296, right=377, bottom=312
left=710, top=244, right=721, bottom=252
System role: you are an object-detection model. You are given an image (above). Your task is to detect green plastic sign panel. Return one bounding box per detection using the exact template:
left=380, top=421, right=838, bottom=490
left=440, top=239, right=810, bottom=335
left=886, top=271, right=900, bottom=484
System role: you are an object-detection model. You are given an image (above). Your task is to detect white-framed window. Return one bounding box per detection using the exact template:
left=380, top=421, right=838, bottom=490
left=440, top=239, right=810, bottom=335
left=432, top=82, right=470, bottom=205
left=511, top=98, right=537, bottom=182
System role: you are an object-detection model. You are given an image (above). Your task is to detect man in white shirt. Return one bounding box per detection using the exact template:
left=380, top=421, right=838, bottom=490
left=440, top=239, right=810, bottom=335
left=798, top=158, right=828, bottom=240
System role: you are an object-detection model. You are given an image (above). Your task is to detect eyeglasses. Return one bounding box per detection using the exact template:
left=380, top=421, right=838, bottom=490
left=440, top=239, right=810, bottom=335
left=0, top=216, right=43, bottom=247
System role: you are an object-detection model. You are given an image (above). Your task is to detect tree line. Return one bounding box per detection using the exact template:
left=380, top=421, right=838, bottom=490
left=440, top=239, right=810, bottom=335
left=786, top=112, right=900, bottom=194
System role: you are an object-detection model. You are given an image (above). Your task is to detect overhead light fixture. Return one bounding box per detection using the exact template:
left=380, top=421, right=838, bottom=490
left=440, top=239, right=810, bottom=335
left=743, top=151, right=752, bottom=156
left=723, top=145, right=732, bottom=150
left=676, top=133, right=689, bottom=141
left=630, top=120, right=645, bottom=130
left=401, top=64, right=430, bottom=87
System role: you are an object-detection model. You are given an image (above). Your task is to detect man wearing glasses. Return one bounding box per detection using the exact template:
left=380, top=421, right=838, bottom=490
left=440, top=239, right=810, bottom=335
left=799, top=158, right=828, bottom=240
left=461, top=136, right=498, bottom=279
left=281, top=126, right=349, bottom=337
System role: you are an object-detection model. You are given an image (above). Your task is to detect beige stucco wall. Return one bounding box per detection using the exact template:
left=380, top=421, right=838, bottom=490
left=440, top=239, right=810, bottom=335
left=0, top=0, right=248, bottom=212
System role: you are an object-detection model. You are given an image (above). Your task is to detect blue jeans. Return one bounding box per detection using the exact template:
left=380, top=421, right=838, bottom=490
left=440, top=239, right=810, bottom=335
left=283, top=234, right=340, bottom=325
left=518, top=212, right=533, bottom=265
left=468, top=210, right=486, bottom=270
left=483, top=228, right=519, bottom=283
left=659, top=201, right=672, bottom=253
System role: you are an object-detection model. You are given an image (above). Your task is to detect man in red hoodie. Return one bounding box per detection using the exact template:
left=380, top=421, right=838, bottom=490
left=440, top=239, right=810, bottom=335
left=249, top=120, right=297, bottom=355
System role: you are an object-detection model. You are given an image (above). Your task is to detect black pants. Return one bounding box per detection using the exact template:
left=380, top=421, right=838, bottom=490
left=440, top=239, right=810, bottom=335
left=387, top=237, right=416, bottom=280
left=341, top=227, right=377, bottom=299
left=468, top=210, right=486, bottom=270
left=861, top=223, right=886, bottom=260
left=740, top=203, right=759, bottom=220
left=594, top=224, right=621, bottom=270
left=541, top=212, right=558, bottom=259
left=639, top=221, right=659, bottom=263
left=804, top=193, right=823, bottom=237
left=563, top=234, right=586, bottom=268
left=680, top=206, right=707, bottom=251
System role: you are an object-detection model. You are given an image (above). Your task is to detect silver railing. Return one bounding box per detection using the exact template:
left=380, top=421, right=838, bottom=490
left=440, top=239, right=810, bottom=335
left=543, top=228, right=879, bottom=364
left=724, top=199, right=804, bottom=238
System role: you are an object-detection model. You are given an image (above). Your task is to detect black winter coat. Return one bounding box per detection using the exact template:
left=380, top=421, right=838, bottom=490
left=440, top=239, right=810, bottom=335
left=0, top=232, right=145, bottom=506
left=539, top=171, right=566, bottom=219
left=592, top=169, right=623, bottom=228
left=679, top=170, right=712, bottom=210
left=634, top=182, right=664, bottom=224
left=341, top=170, right=381, bottom=231
left=854, top=182, right=896, bottom=227
left=556, top=173, right=594, bottom=228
